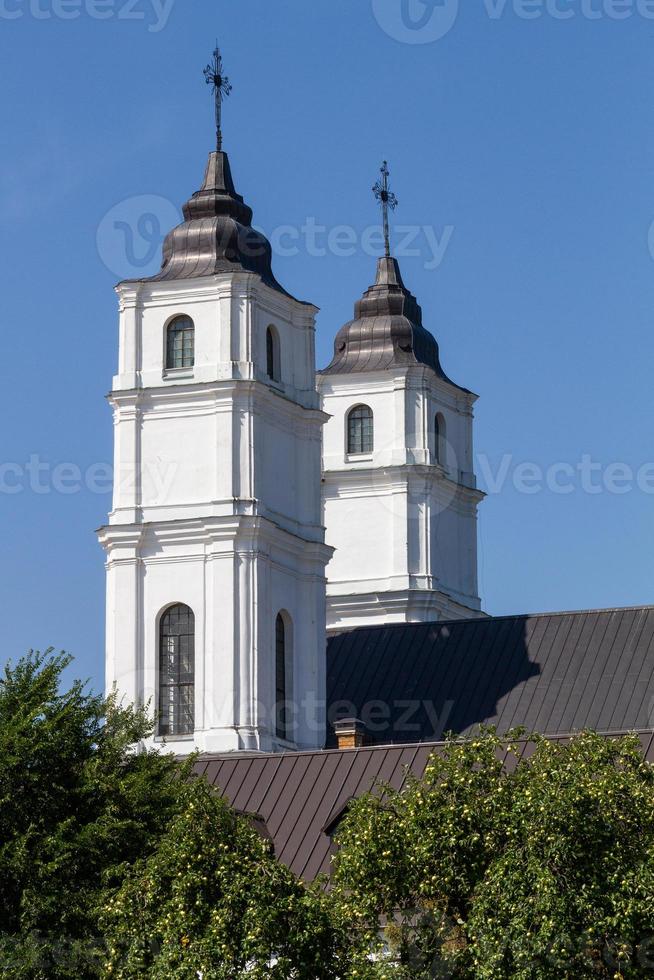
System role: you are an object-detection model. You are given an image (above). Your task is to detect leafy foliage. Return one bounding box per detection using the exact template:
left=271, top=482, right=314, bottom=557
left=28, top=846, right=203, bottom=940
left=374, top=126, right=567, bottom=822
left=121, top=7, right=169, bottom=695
left=0, top=650, right=183, bottom=979
left=100, top=774, right=348, bottom=979
left=331, top=730, right=654, bottom=979
left=4, top=653, right=654, bottom=980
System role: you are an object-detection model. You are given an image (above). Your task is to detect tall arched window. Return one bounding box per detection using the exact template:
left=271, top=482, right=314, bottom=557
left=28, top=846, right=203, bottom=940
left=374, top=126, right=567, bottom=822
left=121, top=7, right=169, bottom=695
left=275, top=612, right=288, bottom=740
left=158, top=604, right=195, bottom=736
left=266, top=325, right=280, bottom=381
left=166, top=316, right=194, bottom=370
left=347, top=404, right=374, bottom=455
left=435, top=412, right=446, bottom=466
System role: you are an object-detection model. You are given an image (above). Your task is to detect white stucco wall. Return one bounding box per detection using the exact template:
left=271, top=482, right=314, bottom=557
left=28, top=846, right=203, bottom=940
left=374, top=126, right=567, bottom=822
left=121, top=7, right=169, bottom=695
left=318, top=365, right=484, bottom=630
left=100, top=272, right=331, bottom=755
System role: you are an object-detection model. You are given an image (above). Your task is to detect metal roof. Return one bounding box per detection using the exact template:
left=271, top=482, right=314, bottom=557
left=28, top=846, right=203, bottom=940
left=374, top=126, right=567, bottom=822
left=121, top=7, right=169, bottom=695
left=325, top=606, right=654, bottom=744
left=319, top=255, right=469, bottom=391
left=195, top=605, right=654, bottom=880
left=196, top=729, right=654, bottom=881
left=125, top=150, right=303, bottom=301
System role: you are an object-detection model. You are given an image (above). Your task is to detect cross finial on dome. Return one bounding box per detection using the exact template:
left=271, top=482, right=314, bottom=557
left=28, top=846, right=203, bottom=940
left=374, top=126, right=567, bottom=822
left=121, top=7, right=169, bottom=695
left=373, top=160, right=399, bottom=258
left=204, top=42, right=232, bottom=153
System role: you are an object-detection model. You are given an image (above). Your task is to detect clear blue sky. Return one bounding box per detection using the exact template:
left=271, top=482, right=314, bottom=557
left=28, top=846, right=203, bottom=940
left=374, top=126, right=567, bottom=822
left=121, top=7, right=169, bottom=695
left=2, top=0, right=654, bottom=693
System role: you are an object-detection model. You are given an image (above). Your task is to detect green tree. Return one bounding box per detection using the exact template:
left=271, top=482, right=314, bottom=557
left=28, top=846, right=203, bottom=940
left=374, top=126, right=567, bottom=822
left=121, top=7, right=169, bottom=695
left=332, top=730, right=654, bottom=979
left=0, top=650, right=184, bottom=979
left=100, top=774, right=348, bottom=980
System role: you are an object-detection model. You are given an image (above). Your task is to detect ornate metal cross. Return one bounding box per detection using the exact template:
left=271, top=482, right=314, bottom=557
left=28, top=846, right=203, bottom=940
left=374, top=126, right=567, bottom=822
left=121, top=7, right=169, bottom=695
left=204, top=43, right=232, bottom=153
left=373, top=160, right=399, bottom=258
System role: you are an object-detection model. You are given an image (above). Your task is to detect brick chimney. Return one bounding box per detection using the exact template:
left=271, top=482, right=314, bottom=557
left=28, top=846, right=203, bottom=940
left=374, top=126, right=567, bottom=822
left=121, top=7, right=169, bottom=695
left=334, top=717, right=366, bottom=750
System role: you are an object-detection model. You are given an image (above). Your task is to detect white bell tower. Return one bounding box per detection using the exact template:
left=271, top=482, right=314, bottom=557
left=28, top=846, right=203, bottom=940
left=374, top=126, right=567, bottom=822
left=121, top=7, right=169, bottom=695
left=317, top=248, right=484, bottom=631
left=98, top=135, right=332, bottom=754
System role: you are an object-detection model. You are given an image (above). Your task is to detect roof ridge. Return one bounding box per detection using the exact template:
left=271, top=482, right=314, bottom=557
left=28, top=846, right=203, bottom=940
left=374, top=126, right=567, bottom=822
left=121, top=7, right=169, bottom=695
left=197, top=727, right=654, bottom=765
left=327, top=605, right=654, bottom=638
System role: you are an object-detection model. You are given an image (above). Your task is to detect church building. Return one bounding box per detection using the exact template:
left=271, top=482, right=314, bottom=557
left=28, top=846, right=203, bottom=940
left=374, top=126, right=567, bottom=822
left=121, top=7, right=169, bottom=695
left=98, top=49, right=654, bottom=879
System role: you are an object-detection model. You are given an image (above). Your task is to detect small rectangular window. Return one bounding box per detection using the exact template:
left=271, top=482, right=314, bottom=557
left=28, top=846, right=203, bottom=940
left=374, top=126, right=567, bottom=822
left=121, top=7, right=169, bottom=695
left=166, top=316, right=195, bottom=370
left=347, top=405, right=374, bottom=455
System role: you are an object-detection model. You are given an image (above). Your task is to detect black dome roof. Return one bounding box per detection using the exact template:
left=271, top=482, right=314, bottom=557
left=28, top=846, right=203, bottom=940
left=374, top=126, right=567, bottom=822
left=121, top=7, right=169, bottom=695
left=128, top=150, right=300, bottom=301
left=320, top=256, right=467, bottom=391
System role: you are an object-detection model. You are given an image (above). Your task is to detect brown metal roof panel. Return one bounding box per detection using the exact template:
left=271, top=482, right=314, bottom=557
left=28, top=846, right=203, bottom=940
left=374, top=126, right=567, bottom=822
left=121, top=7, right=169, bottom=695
left=371, top=624, right=426, bottom=704
left=212, top=758, right=250, bottom=802
left=462, top=616, right=530, bottom=732
left=225, top=756, right=277, bottom=813
left=320, top=746, right=386, bottom=831
left=542, top=613, right=601, bottom=732
left=277, top=753, right=342, bottom=872
left=428, top=619, right=503, bottom=736
left=620, top=676, right=654, bottom=731
left=199, top=758, right=225, bottom=785
left=228, top=756, right=279, bottom=814
left=414, top=621, right=480, bottom=730
left=399, top=627, right=462, bottom=740
left=575, top=611, right=633, bottom=729
left=571, top=611, right=627, bottom=730
left=409, top=744, right=436, bottom=780
left=300, top=753, right=369, bottom=882
left=373, top=746, right=408, bottom=788
left=641, top=731, right=654, bottom=763
left=377, top=624, right=432, bottom=704
left=487, top=614, right=555, bottom=733
left=539, top=612, right=602, bottom=733
left=386, top=744, right=426, bottom=789
left=556, top=612, right=622, bottom=733
left=288, top=753, right=352, bottom=879
left=302, top=834, right=338, bottom=882
left=605, top=609, right=654, bottom=731
left=582, top=610, right=642, bottom=730
left=448, top=620, right=499, bottom=719
left=616, top=616, right=654, bottom=729
left=330, top=625, right=396, bottom=710
left=349, top=627, right=415, bottom=723
left=496, top=615, right=567, bottom=733
left=263, top=754, right=318, bottom=836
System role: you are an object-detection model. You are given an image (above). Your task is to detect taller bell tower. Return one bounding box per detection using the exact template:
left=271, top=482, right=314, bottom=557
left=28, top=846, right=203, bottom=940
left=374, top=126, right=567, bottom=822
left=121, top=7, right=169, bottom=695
left=98, top=51, right=331, bottom=755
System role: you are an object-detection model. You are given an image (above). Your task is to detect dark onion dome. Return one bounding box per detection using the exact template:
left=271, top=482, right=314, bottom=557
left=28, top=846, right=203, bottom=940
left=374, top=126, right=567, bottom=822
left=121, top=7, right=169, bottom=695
left=129, top=150, right=303, bottom=301
left=320, top=255, right=469, bottom=391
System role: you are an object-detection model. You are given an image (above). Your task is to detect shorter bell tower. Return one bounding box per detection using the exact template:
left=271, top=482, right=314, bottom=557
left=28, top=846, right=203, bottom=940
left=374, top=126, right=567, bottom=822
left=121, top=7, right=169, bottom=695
left=317, top=163, right=484, bottom=631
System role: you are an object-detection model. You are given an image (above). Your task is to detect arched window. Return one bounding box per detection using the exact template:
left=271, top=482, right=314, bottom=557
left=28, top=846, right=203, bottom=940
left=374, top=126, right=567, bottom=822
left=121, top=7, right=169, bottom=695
left=158, top=604, right=195, bottom=737
left=435, top=412, right=446, bottom=466
left=347, top=404, right=374, bottom=455
left=275, top=612, right=289, bottom=740
left=266, top=325, right=280, bottom=382
left=166, top=316, right=194, bottom=370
